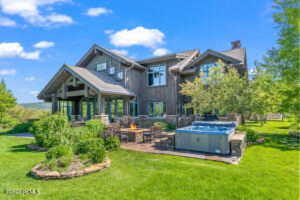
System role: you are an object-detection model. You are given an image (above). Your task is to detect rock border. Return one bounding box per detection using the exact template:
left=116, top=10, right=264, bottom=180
left=27, top=144, right=48, bottom=152
left=30, top=159, right=111, bottom=180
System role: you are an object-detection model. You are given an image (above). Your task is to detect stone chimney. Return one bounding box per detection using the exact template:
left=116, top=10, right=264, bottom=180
left=231, top=40, right=241, bottom=49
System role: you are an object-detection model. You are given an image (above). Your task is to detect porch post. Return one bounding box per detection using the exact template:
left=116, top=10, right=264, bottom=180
left=51, top=94, right=58, bottom=114
left=114, top=99, right=118, bottom=116
left=97, top=93, right=109, bottom=124
left=123, top=98, right=129, bottom=116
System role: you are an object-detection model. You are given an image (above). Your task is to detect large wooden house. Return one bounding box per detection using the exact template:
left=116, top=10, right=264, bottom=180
left=38, top=40, right=247, bottom=125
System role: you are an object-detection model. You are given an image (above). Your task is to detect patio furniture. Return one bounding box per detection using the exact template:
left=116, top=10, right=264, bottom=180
left=143, top=132, right=153, bottom=143
left=119, top=133, right=129, bottom=143
left=151, top=126, right=163, bottom=138
left=120, top=128, right=151, bottom=143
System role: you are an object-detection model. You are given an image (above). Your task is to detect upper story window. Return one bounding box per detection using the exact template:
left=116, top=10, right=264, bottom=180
left=200, top=63, right=219, bottom=79
left=148, top=64, right=166, bottom=86
left=96, top=63, right=107, bottom=71
left=117, top=71, right=123, bottom=80
left=109, top=67, right=115, bottom=75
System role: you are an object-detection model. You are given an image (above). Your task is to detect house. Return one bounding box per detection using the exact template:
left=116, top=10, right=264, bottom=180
left=38, top=40, right=247, bottom=125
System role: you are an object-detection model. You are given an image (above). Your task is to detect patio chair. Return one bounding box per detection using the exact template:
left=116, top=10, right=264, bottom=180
left=151, top=126, right=163, bottom=138
left=143, top=132, right=153, bottom=143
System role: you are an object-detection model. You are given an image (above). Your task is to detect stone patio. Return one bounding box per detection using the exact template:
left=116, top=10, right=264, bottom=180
left=121, top=141, right=242, bottom=165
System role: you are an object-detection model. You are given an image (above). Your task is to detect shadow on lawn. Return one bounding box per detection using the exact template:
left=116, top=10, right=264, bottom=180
left=260, top=133, right=300, bottom=151
left=10, top=144, right=38, bottom=153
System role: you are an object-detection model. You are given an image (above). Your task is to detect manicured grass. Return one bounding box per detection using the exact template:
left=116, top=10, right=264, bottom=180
left=0, top=120, right=299, bottom=200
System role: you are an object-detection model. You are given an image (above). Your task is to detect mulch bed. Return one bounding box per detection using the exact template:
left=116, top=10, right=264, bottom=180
left=30, top=159, right=111, bottom=180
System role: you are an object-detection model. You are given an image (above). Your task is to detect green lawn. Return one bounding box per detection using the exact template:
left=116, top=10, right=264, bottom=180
left=0, top=120, right=299, bottom=200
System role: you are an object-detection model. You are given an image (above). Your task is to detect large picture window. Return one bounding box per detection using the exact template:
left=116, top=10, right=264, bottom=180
left=148, top=101, right=166, bottom=117
left=148, top=65, right=166, bottom=86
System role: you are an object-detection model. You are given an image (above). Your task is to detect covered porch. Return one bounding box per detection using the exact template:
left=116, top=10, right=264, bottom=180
left=52, top=95, right=133, bottom=123
left=38, top=64, right=136, bottom=123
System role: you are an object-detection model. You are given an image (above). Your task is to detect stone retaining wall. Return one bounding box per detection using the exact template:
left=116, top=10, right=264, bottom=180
left=31, top=159, right=111, bottom=180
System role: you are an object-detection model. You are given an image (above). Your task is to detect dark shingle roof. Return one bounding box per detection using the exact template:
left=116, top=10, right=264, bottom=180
left=221, top=48, right=246, bottom=64
left=38, top=64, right=135, bottom=99
left=67, top=65, right=135, bottom=96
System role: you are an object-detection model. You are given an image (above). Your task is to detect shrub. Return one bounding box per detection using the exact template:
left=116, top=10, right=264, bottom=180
left=0, top=114, right=20, bottom=128
left=30, top=114, right=70, bottom=148
left=154, top=121, right=168, bottom=130
left=89, top=145, right=106, bottom=163
left=46, top=145, right=73, bottom=160
left=74, top=138, right=104, bottom=155
left=104, top=135, right=120, bottom=151
left=74, top=138, right=106, bottom=163
left=8, top=121, right=34, bottom=134
left=85, top=119, right=106, bottom=137
left=245, top=129, right=259, bottom=143
left=45, top=145, right=73, bottom=169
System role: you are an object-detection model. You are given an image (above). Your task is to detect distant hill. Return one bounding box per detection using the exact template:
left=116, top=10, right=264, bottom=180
left=20, top=102, right=52, bottom=110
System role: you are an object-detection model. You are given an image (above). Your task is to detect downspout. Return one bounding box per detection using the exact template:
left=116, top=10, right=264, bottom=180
left=171, top=69, right=179, bottom=128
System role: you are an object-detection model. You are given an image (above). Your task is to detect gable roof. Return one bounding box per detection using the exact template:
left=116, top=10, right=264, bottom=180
left=169, top=50, right=200, bottom=72
left=138, top=49, right=199, bottom=65
left=221, top=48, right=246, bottom=64
left=76, top=44, right=145, bottom=70
left=183, top=48, right=244, bottom=70
left=38, top=64, right=135, bottom=100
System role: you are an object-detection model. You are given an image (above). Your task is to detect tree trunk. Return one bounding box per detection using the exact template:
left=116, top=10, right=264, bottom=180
left=240, top=113, right=246, bottom=125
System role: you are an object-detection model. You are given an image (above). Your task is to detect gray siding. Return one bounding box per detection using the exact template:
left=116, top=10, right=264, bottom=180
left=139, top=59, right=180, bottom=115
left=85, top=54, right=126, bottom=87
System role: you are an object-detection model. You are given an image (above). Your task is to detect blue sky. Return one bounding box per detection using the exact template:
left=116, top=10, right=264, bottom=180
left=0, top=0, right=277, bottom=103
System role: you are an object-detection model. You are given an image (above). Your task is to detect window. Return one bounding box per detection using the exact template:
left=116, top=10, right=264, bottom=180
left=148, top=65, right=166, bottom=86
left=109, top=67, right=115, bottom=75
left=96, top=63, right=107, bottom=71
left=129, top=101, right=139, bottom=116
left=199, top=63, right=218, bottom=79
left=148, top=101, right=166, bottom=117
left=117, top=71, right=123, bottom=80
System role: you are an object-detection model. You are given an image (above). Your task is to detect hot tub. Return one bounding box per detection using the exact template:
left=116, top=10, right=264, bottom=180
left=175, top=121, right=236, bottom=155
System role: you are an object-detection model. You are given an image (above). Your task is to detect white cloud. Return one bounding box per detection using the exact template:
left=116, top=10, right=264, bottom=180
left=33, top=41, right=55, bottom=48
left=153, top=48, right=169, bottom=56
left=20, top=51, right=40, bottom=60
left=29, top=90, right=39, bottom=96
left=104, top=29, right=114, bottom=34
left=0, top=42, right=40, bottom=60
left=109, top=26, right=165, bottom=48
left=0, top=17, right=16, bottom=27
left=46, top=13, right=73, bottom=24
left=25, top=76, right=36, bottom=81
left=0, top=68, right=16, bottom=75
left=0, top=0, right=73, bottom=26
left=110, top=49, right=128, bottom=56
left=86, top=7, right=112, bottom=17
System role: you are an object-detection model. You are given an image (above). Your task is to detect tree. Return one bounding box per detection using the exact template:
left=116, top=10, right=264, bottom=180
left=256, top=0, right=300, bottom=121
left=0, top=79, right=16, bottom=123
left=180, top=61, right=252, bottom=124
left=249, top=68, right=281, bottom=124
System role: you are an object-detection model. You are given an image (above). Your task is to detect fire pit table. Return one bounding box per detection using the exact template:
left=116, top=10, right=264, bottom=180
left=120, top=128, right=151, bottom=143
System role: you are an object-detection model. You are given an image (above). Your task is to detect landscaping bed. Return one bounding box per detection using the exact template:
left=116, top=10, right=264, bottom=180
left=31, top=159, right=111, bottom=179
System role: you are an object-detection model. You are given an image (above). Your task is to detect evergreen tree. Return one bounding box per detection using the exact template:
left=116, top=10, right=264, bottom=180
left=0, top=79, right=16, bottom=123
